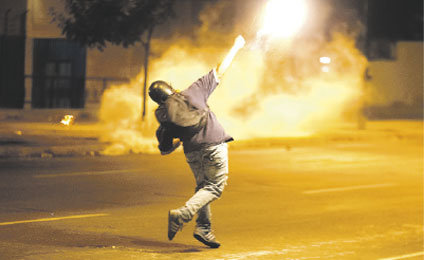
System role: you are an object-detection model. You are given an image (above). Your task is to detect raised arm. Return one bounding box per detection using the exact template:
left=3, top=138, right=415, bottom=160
left=216, top=35, right=246, bottom=79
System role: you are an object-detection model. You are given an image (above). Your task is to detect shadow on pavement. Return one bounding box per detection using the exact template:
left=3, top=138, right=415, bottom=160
left=0, top=224, right=206, bottom=255
left=119, top=235, right=205, bottom=253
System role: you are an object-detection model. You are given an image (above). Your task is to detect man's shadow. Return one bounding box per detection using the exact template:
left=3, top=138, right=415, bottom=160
left=2, top=224, right=209, bottom=254
left=120, top=235, right=206, bottom=253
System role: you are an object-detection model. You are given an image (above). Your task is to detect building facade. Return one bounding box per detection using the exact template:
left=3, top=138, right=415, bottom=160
left=0, top=0, right=423, bottom=119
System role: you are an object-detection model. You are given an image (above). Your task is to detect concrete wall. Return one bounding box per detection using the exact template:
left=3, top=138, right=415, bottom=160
left=5, top=0, right=424, bottom=118
left=0, top=0, right=26, bottom=36
left=24, top=0, right=141, bottom=107
left=23, top=0, right=202, bottom=107
left=364, top=41, right=424, bottom=119
left=367, top=41, right=424, bottom=106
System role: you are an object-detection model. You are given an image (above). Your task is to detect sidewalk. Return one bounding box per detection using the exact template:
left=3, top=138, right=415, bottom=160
left=0, top=109, right=423, bottom=159
left=0, top=108, right=106, bottom=159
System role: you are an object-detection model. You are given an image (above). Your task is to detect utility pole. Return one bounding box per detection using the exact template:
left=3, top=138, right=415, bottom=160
left=358, top=0, right=369, bottom=130
left=141, top=26, right=153, bottom=121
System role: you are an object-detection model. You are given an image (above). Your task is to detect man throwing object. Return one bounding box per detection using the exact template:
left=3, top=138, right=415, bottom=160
left=149, top=35, right=245, bottom=248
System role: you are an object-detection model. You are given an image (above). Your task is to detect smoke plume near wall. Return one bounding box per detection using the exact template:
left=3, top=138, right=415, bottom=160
left=98, top=80, right=158, bottom=155
left=98, top=1, right=367, bottom=155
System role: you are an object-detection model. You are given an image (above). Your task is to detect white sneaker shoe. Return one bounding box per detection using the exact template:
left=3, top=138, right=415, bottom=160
left=168, top=209, right=183, bottom=240
left=193, top=225, right=221, bottom=248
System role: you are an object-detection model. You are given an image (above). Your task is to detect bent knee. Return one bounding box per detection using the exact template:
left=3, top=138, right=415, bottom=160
left=206, top=180, right=226, bottom=198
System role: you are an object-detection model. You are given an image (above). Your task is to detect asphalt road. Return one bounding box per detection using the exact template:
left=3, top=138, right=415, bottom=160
left=0, top=138, right=423, bottom=259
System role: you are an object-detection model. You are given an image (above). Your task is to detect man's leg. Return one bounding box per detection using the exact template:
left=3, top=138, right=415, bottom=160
left=168, top=149, right=203, bottom=241
left=168, top=143, right=228, bottom=244
left=193, top=202, right=221, bottom=248
left=179, top=178, right=226, bottom=222
left=186, top=144, right=229, bottom=248
left=196, top=203, right=211, bottom=226
left=192, top=143, right=228, bottom=248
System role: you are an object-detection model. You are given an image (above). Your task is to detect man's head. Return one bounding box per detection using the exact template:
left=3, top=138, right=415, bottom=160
left=148, top=80, right=175, bottom=104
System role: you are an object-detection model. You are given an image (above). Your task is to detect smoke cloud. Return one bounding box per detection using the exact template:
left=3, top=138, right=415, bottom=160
left=99, top=1, right=367, bottom=154
left=98, top=81, right=158, bottom=155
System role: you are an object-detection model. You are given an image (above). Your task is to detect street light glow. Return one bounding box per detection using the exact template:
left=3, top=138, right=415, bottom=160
left=258, top=0, right=308, bottom=38
left=320, top=57, right=331, bottom=64
left=321, top=66, right=330, bottom=73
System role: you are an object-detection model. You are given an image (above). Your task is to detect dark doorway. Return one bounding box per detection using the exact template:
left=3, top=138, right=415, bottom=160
left=0, top=35, right=25, bottom=108
left=32, top=38, right=86, bottom=108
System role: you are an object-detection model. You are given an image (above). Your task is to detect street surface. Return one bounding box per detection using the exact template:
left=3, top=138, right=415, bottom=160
left=0, top=130, right=423, bottom=259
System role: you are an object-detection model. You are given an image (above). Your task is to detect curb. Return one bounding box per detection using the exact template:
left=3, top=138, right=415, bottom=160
left=0, top=145, right=106, bottom=159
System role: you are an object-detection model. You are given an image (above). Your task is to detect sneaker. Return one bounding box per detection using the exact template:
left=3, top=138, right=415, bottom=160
left=168, top=210, right=183, bottom=240
left=193, top=225, right=221, bottom=248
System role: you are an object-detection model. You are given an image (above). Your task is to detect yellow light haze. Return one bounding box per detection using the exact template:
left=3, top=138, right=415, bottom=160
left=258, top=0, right=308, bottom=38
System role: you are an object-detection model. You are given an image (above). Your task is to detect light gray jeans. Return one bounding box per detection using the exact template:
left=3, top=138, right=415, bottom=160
left=179, top=142, right=228, bottom=226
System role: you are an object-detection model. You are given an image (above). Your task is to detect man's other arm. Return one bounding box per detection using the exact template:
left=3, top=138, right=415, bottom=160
left=156, top=125, right=180, bottom=155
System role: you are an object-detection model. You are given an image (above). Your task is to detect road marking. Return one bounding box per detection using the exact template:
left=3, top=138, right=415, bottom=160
left=215, top=249, right=290, bottom=260
left=303, top=183, right=396, bottom=194
left=34, top=169, right=140, bottom=178
left=379, top=251, right=424, bottom=260
left=0, top=213, right=108, bottom=226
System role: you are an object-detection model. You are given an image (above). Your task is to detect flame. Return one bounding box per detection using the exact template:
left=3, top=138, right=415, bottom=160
left=60, top=115, right=74, bottom=126
left=258, top=0, right=308, bottom=38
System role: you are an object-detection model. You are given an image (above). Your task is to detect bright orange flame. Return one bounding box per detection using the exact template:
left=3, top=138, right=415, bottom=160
left=258, top=0, right=307, bottom=38
left=60, top=115, right=74, bottom=126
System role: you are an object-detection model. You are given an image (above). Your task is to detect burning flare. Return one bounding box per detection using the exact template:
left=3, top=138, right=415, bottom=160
left=60, top=115, right=74, bottom=126
left=218, top=35, right=245, bottom=77
left=258, top=0, right=308, bottom=38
